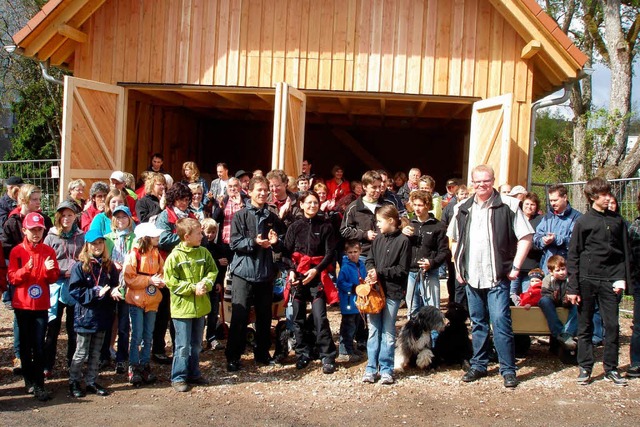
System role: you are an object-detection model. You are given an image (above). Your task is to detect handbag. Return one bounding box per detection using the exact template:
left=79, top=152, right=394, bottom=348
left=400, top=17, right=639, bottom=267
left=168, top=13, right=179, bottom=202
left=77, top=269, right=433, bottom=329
left=355, top=280, right=385, bottom=314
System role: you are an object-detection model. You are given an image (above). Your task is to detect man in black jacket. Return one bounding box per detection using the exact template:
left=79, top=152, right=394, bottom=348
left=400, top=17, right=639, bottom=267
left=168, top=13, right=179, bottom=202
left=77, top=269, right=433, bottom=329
left=567, top=177, right=632, bottom=387
left=225, top=175, right=285, bottom=372
left=448, top=165, right=533, bottom=388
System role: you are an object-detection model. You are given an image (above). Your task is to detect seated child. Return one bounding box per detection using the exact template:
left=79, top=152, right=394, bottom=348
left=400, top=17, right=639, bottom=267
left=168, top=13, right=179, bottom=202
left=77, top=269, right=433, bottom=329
left=335, top=240, right=366, bottom=363
left=537, top=255, right=578, bottom=350
left=519, top=268, right=544, bottom=308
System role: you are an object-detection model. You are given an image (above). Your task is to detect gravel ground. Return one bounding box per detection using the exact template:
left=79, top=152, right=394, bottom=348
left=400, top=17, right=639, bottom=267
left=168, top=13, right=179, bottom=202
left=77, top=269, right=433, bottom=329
left=1, top=285, right=639, bottom=426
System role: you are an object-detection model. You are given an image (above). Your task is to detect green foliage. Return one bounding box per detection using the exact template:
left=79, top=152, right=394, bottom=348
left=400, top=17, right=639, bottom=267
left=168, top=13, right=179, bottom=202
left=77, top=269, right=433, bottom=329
left=531, top=110, right=574, bottom=184
left=3, top=57, right=63, bottom=161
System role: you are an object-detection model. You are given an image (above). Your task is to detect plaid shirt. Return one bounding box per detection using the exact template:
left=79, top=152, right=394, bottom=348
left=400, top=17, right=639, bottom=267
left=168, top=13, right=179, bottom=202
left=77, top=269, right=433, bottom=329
left=222, top=197, right=245, bottom=244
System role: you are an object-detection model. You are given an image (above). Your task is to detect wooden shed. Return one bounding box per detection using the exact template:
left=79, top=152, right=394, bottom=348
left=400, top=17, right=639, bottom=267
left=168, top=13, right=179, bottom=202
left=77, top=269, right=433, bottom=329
left=13, top=0, right=587, bottom=198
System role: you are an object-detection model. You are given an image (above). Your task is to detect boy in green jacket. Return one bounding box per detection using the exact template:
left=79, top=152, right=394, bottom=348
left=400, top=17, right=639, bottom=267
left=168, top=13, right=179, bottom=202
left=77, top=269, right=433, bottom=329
left=164, top=218, right=218, bottom=392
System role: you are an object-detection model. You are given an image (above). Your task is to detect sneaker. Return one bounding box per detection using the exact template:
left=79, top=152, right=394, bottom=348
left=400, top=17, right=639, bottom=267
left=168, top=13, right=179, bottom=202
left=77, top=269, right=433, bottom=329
left=557, top=333, right=577, bottom=351
left=337, top=353, right=363, bottom=363
left=461, top=368, right=487, bottom=383
left=115, top=361, right=127, bottom=374
left=98, top=359, right=110, bottom=371
left=296, top=355, right=312, bottom=370
left=86, top=383, right=110, bottom=396
left=227, top=360, right=241, bottom=372
left=172, top=380, right=190, bottom=392
left=25, top=383, right=35, bottom=395
left=353, top=348, right=365, bottom=357
left=503, top=373, right=518, bottom=388
left=141, top=364, right=157, bottom=384
left=13, top=358, right=22, bottom=375
left=380, top=373, right=395, bottom=385
left=604, top=370, right=628, bottom=386
left=576, top=368, right=591, bottom=385
left=210, top=339, right=225, bottom=350
left=43, top=369, right=52, bottom=379
left=626, top=365, right=640, bottom=378
left=129, top=366, right=143, bottom=387
left=34, top=386, right=51, bottom=402
left=69, top=381, right=85, bottom=398
left=322, top=362, right=336, bottom=374
left=362, top=372, right=376, bottom=383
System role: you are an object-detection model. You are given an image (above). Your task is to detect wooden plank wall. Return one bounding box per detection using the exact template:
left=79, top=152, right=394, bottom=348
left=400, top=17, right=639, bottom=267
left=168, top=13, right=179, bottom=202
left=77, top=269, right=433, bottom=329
left=74, top=0, right=532, bottom=101
left=76, top=0, right=535, bottom=185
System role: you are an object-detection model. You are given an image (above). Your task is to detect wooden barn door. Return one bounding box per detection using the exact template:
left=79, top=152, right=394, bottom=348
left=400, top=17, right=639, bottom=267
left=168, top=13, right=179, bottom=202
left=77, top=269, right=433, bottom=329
left=60, top=76, right=125, bottom=202
left=272, top=82, right=306, bottom=178
left=467, top=94, right=513, bottom=186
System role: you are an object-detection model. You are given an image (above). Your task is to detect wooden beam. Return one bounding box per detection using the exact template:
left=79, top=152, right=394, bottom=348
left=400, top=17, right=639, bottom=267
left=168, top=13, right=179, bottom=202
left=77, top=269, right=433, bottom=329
left=57, top=23, right=87, bottom=43
left=24, top=0, right=91, bottom=57
left=50, top=38, right=77, bottom=65
left=255, top=93, right=274, bottom=107
left=213, top=92, right=249, bottom=108
left=521, top=40, right=542, bottom=59
left=331, top=128, right=385, bottom=170
left=338, top=97, right=354, bottom=123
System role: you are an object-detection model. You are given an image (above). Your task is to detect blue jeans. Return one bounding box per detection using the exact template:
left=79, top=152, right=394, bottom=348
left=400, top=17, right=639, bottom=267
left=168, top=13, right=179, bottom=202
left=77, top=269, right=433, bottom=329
left=129, top=305, right=157, bottom=366
left=171, top=317, right=205, bottom=383
left=509, top=271, right=531, bottom=296
left=630, top=283, right=640, bottom=366
left=465, top=280, right=516, bottom=376
left=339, top=314, right=358, bottom=355
left=593, top=303, right=604, bottom=344
left=365, top=298, right=400, bottom=376
left=538, top=296, right=578, bottom=337
left=406, top=269, right=441, bottom=318
left=13, top=314, right=20, bottom=358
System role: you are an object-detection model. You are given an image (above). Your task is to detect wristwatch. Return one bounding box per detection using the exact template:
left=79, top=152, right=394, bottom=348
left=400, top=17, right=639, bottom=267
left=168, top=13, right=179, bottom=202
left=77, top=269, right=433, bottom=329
left=511, top=266, right=520, bottom=271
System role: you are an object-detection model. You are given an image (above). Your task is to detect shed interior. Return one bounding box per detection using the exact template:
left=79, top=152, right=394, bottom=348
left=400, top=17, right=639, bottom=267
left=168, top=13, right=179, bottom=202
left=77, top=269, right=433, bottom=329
left=125, top=86, right=476, bottom=190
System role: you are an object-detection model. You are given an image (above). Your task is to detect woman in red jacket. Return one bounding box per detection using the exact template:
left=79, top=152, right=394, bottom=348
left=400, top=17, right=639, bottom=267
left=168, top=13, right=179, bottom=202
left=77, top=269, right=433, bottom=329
left=8, top=212, right=60, bottom=401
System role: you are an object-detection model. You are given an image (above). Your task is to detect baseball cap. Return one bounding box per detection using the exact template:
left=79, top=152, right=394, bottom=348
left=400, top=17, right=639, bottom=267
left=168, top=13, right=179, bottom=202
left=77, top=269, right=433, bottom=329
left=112, top=205, right=132, bottom=217
left=134, top=222, right=163, bottom=239
left=446, top=179, right=460, bottom=187
left=5, top=176, right=24, bottom=186
left=56, top=200, right=79, bottom=213
left=23, top=212, right=46, bottom=229
left=110, top=171, right=125, bottom=183
left=508, top=185, right=527, bottom=196
left=84, top=229, right=105, bottom=243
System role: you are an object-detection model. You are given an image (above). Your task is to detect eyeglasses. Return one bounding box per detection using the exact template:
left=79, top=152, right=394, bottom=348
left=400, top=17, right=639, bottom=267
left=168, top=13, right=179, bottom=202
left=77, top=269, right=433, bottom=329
left=472, top=179, right=494, bottom=186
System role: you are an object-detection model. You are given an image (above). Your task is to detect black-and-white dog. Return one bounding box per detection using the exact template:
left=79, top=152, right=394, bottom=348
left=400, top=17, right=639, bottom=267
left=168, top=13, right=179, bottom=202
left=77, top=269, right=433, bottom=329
left=432, top=301, right=473, bottom=370
left=395, top=306, right=446, bottom=372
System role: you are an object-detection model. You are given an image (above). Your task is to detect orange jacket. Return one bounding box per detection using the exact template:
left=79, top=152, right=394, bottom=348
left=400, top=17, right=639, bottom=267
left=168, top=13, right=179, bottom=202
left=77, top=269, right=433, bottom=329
left=124, top=247, right=164, bottom=312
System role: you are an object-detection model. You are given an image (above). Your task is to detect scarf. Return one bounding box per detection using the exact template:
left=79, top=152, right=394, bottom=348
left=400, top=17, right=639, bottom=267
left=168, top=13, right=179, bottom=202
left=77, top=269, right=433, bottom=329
left=61, top=223, right=78, bottom=240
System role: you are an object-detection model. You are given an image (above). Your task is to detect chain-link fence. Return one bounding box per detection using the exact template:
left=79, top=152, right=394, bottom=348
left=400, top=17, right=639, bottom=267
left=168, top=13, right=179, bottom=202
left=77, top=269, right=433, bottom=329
left=0, top=159, right=60, bottom=217
left=532, top=177, right=640, bottom=223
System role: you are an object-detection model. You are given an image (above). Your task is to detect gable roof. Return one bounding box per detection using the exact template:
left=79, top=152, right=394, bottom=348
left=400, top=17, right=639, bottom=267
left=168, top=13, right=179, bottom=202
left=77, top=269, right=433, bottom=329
left=13, top=0, right=587, bottom=92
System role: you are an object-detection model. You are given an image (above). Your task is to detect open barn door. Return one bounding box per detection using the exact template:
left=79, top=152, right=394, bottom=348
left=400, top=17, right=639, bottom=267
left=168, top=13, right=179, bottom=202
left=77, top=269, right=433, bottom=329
left=272, top=82, right=306, bottom=177
left=60, top=76, right=125, bottom=202
left=467, top=94, right=513, bottom=186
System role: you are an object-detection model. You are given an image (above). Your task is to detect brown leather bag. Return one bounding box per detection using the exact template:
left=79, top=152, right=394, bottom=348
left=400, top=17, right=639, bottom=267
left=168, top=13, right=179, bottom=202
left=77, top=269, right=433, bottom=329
left=355, top=280, right=385, bottom=314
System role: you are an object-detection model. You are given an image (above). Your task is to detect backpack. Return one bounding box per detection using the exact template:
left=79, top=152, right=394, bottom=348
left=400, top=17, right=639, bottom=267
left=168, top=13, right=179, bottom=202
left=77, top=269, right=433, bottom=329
left=355, top=280, right=385, bottom=314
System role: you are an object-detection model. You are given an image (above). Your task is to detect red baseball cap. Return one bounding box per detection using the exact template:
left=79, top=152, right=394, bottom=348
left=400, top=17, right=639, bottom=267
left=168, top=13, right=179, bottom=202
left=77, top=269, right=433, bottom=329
left=24, top=212, right=46, bottom=229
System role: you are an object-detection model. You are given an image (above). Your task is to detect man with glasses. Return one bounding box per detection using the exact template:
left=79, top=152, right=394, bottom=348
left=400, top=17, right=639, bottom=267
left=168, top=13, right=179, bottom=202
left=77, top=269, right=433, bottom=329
left=447, top=164, right=533, bottom=388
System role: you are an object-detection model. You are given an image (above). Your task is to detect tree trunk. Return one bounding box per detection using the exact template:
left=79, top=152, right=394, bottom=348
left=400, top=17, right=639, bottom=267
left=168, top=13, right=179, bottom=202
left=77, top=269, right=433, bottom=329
left=601, top=0, right=633, bottom=176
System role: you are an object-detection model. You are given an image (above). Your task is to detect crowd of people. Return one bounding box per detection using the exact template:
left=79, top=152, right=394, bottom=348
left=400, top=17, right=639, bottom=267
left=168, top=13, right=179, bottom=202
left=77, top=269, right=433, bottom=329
left=1, top=153, right=640, bottom=401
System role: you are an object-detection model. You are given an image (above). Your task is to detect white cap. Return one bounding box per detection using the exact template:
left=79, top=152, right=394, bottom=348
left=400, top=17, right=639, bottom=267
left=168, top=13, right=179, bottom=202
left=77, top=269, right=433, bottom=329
left=508, top=185, right=527, bottom=196
left=110, top=171, right=125, bottom=182
left=135, top=222, right=163, bottom=239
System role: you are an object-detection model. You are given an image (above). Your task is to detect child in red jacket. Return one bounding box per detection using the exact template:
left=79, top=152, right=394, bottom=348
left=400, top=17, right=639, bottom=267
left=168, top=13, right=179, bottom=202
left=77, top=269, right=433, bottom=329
left=8, top=212, right=60, bottom=401
left=520, top=269, right=544, bottom=308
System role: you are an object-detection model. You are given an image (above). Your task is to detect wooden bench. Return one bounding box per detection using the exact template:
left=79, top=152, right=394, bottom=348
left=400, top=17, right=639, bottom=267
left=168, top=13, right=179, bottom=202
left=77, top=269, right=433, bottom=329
left=510, top=306, right=570, bottom=335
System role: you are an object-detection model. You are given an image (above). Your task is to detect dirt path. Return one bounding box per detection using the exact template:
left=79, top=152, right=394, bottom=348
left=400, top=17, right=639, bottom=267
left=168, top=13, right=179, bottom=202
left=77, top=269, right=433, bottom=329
left=2, top=302, right=639, bottom=426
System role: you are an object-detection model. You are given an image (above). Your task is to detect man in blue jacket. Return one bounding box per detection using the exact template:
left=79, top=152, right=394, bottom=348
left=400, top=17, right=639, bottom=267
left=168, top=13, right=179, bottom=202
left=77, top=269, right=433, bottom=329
left=534, top=184, right=582, bottom=273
